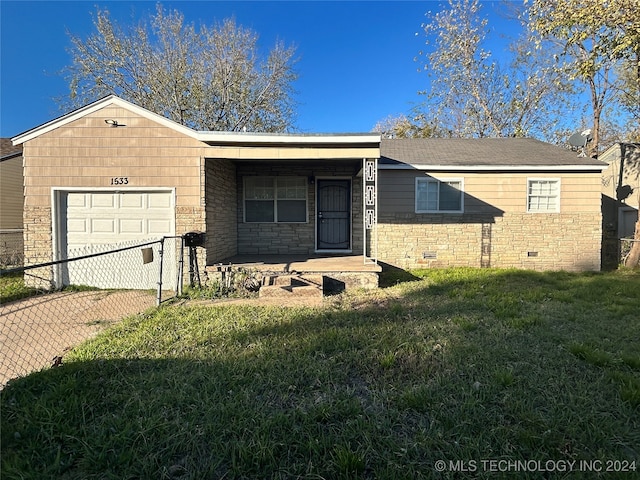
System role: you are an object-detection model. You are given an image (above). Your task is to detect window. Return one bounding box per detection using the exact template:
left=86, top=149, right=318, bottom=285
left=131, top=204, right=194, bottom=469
left=527, top=179, right=560, bottom=213
left=416, top=178, right=463, bottom=213
left=244, top=177, right=307, bottom=223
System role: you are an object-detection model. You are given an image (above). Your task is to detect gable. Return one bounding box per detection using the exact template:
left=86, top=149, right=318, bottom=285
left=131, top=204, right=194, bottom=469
left=12, top=96, right=199, bottom=145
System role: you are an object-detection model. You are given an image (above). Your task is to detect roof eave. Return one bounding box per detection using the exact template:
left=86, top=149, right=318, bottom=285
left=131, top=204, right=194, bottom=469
left=197, top=131, right=380, bottom=147
left=11, top=95, right=200, bottom=145
left=11, top=95, right=381, bottom=148
left=379, top=163, right=607, bottom=172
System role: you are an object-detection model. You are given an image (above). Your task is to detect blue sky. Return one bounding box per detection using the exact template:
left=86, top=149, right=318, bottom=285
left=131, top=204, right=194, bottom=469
left=0, top=1, right=520, bottom=138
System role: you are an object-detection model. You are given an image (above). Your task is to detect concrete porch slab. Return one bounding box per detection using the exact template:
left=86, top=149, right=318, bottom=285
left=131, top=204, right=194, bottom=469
left=212, top=254, right=382, bottom=274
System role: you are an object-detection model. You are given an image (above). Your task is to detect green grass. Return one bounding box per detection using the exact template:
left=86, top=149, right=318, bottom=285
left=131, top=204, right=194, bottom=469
left=0, top=272, right=39, bottom=303
left=2, top=268, right=639, bottom=479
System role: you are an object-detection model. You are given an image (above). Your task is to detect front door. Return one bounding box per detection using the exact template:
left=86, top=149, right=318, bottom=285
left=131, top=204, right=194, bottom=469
left=317, top=179, right=351, bottom=250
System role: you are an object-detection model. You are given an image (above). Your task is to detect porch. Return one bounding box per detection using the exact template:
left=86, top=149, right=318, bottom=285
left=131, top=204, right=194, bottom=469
left=206, top=254, right=382, bottom=295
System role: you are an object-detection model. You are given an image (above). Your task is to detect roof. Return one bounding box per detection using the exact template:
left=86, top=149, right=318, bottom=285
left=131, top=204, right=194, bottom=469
left=380, top=138, right=607, bottom=172
left=11, top=95, right=379, bottom=148
left=0, top=138, right=22, bottom=161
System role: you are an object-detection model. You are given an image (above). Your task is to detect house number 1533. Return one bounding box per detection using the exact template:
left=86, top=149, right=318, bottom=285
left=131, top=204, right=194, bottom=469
left=111, top=177, right=129, bottom=185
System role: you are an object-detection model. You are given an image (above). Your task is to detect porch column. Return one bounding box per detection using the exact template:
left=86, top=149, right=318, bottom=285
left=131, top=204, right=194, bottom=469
left=363, top=157, right=378, bottom=264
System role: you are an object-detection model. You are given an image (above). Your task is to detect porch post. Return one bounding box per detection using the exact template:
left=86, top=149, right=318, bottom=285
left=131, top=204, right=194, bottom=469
left=363, top=157, right=378, bottom=264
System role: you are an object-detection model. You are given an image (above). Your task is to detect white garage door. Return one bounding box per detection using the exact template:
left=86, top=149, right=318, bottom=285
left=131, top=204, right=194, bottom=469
left=59, top=190, right=176, bottom=289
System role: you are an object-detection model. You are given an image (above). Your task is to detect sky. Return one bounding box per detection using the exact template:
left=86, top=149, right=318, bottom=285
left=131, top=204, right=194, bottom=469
left=0, top=0, right=521, bottom=138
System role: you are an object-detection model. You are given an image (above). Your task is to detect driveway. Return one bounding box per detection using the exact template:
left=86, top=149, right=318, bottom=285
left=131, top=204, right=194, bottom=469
left=0, top=290, right=156, bottom=387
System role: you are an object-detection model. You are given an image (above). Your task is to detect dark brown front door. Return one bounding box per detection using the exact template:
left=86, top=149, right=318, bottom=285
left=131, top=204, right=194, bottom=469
left=317, top=179, right=350, bottom=250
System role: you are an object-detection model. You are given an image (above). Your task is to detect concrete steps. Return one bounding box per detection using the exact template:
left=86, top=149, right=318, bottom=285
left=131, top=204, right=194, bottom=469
left=259, top=274, right=323, bottom=299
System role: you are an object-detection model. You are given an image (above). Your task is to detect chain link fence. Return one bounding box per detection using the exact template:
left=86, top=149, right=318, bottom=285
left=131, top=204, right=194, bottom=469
left=0, top=229, right=24, bottom=268
left=0, top=236, right=183, bottom=388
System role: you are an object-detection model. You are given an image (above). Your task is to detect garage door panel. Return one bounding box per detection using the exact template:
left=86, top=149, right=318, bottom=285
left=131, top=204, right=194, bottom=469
left=121, top=193, right=145, bottom=209
left=91, top=193, right=117, bottom=208
left=120, top=219, right=144, bottom=234
left=67, top=193, right=88, bottom=207
left=67, top=218, right=89, bottom=234
left=148, top=219, right=173, bottom=235
left=91, top=218, right=117, bottom=234
left=148, top=192, right=172, bottom=209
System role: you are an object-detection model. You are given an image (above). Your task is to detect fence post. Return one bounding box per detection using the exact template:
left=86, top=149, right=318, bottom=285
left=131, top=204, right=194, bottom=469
left=157, top=237, right=165, bottom=306
left=177, top=236, right=184, bottom=296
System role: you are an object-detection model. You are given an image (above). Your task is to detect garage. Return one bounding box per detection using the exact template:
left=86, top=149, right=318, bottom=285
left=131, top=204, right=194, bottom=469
left=54, top=189, right=177, bottom=289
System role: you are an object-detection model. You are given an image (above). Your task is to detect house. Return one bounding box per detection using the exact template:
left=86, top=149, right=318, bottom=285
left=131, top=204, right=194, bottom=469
left=600, top=142, right=639, bottom=238
left=599, top=142, right=639, bottom=267
left=0, top=138, right=24, bottom=266
left=10, top=96, right=607, bottom=290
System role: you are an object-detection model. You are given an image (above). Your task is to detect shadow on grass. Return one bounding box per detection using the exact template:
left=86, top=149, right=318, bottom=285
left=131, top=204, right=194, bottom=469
left=2, top=269, right=639, bottom=479
left=377, top=262, right=422, bottom=288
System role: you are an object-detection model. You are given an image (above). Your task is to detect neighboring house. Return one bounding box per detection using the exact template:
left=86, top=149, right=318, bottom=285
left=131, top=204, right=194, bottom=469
left=0, top=138, right=24, bottom=266
left=600, top=142, right=639, bottom=267
left=600, top=142, right=639, bottom=238
left=11, top=96, right=607, bottom=289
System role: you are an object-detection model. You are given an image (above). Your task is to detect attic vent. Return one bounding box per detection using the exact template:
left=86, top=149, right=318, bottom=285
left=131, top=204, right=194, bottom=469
left=422, top=251, right=437, bottom=259
left=527, top=251, right=539, bottom=257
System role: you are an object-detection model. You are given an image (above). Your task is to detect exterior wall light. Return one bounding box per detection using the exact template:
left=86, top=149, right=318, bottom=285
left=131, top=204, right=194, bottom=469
left=104, top=119, right=120, bottom=127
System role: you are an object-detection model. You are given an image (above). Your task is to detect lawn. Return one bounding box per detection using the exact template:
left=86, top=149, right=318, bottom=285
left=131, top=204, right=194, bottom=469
left=1, top=268, right=639, bottom=479
left=0, top=272, right=39, bottom=304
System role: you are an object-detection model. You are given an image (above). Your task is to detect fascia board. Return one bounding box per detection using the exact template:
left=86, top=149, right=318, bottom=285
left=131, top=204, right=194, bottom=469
left=12, top=95, right=199, bottom=145
left=378, top=164, right=607, bottom=172
left=195, top=131, right=381, bottom=145
left=12, top=94, right=381, bottom=148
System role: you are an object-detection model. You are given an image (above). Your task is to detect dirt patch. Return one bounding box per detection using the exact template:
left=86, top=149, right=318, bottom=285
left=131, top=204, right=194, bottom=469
left=0, top=290, right=156, bottom=387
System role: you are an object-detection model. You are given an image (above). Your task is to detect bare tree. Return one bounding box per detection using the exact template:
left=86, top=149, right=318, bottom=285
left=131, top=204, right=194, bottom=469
left=372, top=113, right=443, bottom=138
left=64, top=4, right=298, bottom=132
left=414, top=0, right=572, bottom=140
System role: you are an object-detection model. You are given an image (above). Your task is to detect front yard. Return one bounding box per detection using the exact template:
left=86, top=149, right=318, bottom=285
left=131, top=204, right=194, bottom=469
left=1, top=268, right=639, bottom=479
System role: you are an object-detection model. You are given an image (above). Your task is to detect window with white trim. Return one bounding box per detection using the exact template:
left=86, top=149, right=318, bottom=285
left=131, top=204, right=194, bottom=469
left=527, top=179, right=560, bottom=213
left=416, top=178, right=464, bottom=213
left=244, top=177, right=307, bottom=223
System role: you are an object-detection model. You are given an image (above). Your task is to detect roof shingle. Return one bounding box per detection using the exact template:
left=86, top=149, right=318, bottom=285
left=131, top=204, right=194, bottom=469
left=380, top=138, right=606, bottom=168
left=0, top=138, right=22, bottom=160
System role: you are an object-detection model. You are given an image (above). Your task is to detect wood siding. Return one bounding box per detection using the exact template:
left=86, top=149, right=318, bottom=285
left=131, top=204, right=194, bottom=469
left=375, top=169, right=603, bottom=271
left=23, top=105, right=206, bottom=209
left=378, top=170, right=602, bottom=214
left=0, top=155, right=23, bottom=229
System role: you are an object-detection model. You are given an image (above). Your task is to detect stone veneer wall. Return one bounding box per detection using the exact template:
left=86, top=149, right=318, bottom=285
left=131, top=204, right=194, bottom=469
left=236, top=162, right=363, bottom=255
left=205, top=159, right=238, bottom=264
left=376, top=212, right=602, bottom=271
left=22, top=206, right=55, bottom=288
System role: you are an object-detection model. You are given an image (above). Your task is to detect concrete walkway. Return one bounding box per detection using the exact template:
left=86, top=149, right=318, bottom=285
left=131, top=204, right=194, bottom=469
left=0, top=290, right=156, bottom=388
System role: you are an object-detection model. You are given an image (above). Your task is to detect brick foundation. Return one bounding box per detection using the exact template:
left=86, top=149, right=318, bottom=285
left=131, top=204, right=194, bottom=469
left=376, top=212, right=602, bottom=272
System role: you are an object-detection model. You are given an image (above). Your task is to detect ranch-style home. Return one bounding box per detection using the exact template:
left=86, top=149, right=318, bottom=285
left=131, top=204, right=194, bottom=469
left=11, top=95, right=606, bottom=290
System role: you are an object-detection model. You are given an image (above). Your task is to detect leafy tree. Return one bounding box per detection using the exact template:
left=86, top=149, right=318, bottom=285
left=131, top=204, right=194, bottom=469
left=413, top=0, right=572, bottom=139
left=526, top=0, right=639, bottom=155
left=64, top=4, right=298, bottom=132
left=616, top=59, right=640, bottom=139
